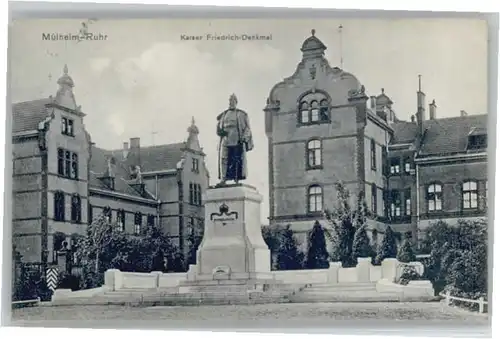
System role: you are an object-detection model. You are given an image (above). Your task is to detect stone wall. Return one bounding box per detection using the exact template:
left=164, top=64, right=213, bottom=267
left=100, top=258, right=426, bottom=291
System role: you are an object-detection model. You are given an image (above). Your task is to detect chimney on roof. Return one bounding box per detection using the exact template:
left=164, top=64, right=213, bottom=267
left=123, top=142, right=129, bottom=159
left=129, top=137, right=141, bottom=167
left=369, top=96, right=376, bottom=110
left=429, top=99, right=437, bottom=120
left=130, top=137, right=140, bottom=149
left=460, top=110, right=468, bottom=117
left=415, top=75, right=426, bottom=137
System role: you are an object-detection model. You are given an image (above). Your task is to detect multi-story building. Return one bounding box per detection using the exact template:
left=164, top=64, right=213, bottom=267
left=264, top=30, right=487, bottom=250
left=11, top=65, right=209, bottom=273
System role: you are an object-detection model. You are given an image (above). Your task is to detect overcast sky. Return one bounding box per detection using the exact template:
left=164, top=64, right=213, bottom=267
left=10, top=18, right=488, bottom=223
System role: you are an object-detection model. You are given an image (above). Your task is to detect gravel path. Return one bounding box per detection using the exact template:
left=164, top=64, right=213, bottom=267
left=10, top=302, right=490, bottom=335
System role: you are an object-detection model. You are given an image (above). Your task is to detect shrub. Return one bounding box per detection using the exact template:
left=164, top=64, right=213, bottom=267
left=352, top=226, right=373, bottom=260
left=276, top=225, right=304, bottom=270
left=397, top=235, right=416, bottom=263
left=375, top=226, right=397, bottom=264
left=324, top=184, right=369, bottom=267
left=305, top=221, right=329, bottom=269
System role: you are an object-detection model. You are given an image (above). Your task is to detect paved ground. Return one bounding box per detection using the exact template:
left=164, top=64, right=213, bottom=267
left=10, top=302, right=490, bottom=336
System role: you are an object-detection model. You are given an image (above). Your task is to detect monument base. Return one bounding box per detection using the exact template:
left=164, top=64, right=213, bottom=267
left=181, top=184, right=279, bottom=293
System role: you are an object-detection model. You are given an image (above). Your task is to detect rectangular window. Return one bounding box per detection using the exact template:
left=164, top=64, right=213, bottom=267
left=300, top=110, right=309, bottom=124
left=390, top=190, right=401, bottom=217
left=390, top=157, right=400, bottom=174
left=311, top=108, right=319, bottom=122
left=370, top=140, right=376, bottom=170
left=427, top=184, right=443, bottom=212
left=147, top=214, right=155, bottom=227
left=192, top=158, right=199, bottom=173
left=117, top=209, right=125, bottom=231
left=57, top=148, right=64, bottom=175
left=70, top=194, right=81, bottom=223
left=404, top=158, right=412, bottom=173
left=54, top=191, right=65, bottom=221
left=134, top=212, right=142, bottom=234
left=405, top=189, right=411, bottom=215
left=62, top=117, right=74, bottom=136
left=197, top=184, right=202, bottom=205
left=58, top=148, right=79, bottom=179
left=371, top=184, right=377, bottom=214
left=189, top=183, right=194, bottom=204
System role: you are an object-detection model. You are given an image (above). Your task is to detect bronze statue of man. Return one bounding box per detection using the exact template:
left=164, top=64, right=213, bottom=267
left=216, top=94, right=254, bottom=185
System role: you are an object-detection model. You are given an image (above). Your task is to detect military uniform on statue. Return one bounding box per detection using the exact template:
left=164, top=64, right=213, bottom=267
left=179, top=94, right=279, bottom=295
left=216, top=93, right=254, bottom=186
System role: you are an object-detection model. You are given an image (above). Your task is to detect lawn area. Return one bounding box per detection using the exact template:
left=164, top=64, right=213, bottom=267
left=10, top=301, right=489, bottom=334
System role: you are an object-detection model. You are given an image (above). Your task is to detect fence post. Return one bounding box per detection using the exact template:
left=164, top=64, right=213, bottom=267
left=479, top=297, right=484, bottom=313
left=445, top=291, right=451, bottom=306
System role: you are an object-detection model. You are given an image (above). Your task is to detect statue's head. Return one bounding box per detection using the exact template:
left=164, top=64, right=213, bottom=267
left=229, top=93, right=238, bottom=109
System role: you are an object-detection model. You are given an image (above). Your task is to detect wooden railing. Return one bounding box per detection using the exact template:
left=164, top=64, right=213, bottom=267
left=440, top=291, right=488, bottom=313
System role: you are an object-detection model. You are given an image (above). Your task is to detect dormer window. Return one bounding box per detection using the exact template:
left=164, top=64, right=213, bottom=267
left=62, top=117, right=74, bottom=136
left=468, top=133, right=487, bottom=150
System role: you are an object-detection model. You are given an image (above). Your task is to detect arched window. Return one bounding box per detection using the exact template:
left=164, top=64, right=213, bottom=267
left=308, top=185, right=323, bottom=213
left=54, top=191, right=65, bottom=221
left=427, top=183, right=442, bottom=212
left=310, top=101, right=319, bottom=122
left=300, top=102, right=309, bottom=124
left=306, top=139, right=322, bottom=169
left=462, top=181, right=478, bottom=209
left=134, top=212, right=143, bottom=234
left=70, top=194, right=81, bottom=223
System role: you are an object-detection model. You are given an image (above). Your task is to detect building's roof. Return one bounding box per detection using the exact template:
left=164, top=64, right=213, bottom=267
left=12, top=99, right=52, bottom=133
left=419, top=114, right=487, bottom=156
left=108, top=143, right=186, bottom=173
left=89, top=146, right=152, bottom=199
left=90, top=142, right=186, bottom=199
left=391, top=114, right=488, bottom=156
left=390, top=121, right=419, bottom=144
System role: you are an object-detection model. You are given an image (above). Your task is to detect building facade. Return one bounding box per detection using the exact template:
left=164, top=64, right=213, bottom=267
left=265, top=30, right=488, bottom=250
left=11, top=65, right=209, bottom=272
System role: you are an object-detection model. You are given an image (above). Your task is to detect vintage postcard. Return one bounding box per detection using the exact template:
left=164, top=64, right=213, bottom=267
left=5, top=8, right=495, bottom=335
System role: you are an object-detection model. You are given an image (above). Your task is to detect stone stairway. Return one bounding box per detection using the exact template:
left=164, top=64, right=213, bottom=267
left=49, top=283, right=303, bottom=307
left=288, top=282, right=406, bottom=303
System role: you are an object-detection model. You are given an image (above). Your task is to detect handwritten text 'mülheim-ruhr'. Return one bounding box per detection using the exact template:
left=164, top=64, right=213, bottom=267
left=42, top=32, right=108, bottom=41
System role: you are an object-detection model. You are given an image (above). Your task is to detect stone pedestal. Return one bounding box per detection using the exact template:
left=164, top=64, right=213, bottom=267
left=185, top=184, right=274, bottom=285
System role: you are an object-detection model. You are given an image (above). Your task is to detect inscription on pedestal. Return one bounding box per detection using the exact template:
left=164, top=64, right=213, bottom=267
left=210, top=203, right=238, bottom=225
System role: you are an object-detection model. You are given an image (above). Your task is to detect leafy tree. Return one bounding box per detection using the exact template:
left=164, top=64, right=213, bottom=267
left=305, top=221, right=329, bottom=269
left=276, top=225, right=304, bottom=270
left=375, top=226, right=397, bottom=264
left=424, top=218, right=488, bottom=299
left=397, top=233, right=417, bottom=263
left=352, top=225, right=373, bottom=259
left=324, top=183, right=369, bottom=267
